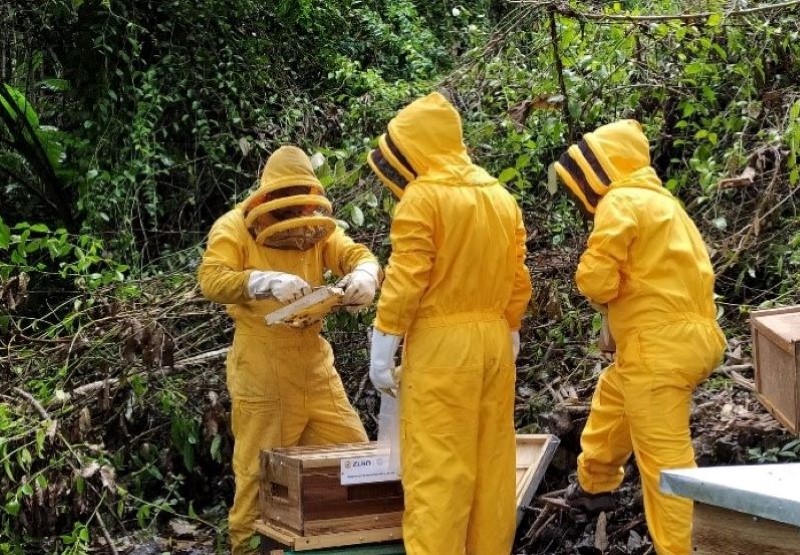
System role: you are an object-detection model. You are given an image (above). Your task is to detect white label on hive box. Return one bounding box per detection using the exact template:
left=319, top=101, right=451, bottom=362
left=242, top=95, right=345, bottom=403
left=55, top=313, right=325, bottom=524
left=340, top=453, right=400, bottom=485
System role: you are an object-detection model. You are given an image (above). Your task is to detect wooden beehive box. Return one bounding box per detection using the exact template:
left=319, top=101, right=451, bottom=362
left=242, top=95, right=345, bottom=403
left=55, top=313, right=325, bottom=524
left=255, top=435, right=559, bottom=552
left=258, top=442, right=404, bottom=538
left=661, top=464, right=800, bottom=554
left=751, top=305, right=800, bottom=434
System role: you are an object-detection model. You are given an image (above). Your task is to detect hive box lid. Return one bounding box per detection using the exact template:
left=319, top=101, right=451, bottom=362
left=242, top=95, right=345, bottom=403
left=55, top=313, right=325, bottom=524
left=660, top=464, right=800, bottom=527
left=752, top=306, right=800, bottom=353
left=515, top=434, right=560, bottom=524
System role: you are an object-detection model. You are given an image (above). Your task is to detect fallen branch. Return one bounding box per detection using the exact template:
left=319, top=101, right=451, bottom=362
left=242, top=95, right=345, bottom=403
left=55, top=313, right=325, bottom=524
left=556, top=403, right=591, bottom=414
left=95, top=511, right=119, bottom=555
left=173, top=346, right=229, bottom=369
left=539, top=496, right=571, bottom=510
left=539, top=487, right=568, bottom=498
left=729, top=370, right=756, bottom=391
left=65, top=346, right=229, bottom=401
left=609, top=516, right=646, bottom=539
left=72, top=378, right=120, bottom=398
left=595, top=511, right=609, bottom=552
left=14, top=387, right=121, bottom=554
left=718, top=166, right=757, bottom=190
left=715, top=363, right=754, bottom=374
left=13, top=386, right=50, bottom=420
left=524, top=504, right=555, bottom=541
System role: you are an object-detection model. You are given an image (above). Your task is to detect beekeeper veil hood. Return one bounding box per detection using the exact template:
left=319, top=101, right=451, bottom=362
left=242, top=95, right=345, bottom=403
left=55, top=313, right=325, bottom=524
left=368, top=91, right=471, bottom=199
left=554, top=119, right=651, bottom=217
left=241, top=146, right=336, bottom=250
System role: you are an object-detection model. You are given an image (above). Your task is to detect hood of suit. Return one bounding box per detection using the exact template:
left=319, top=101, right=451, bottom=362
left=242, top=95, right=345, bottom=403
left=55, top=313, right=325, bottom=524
left=240, top=146, right=336, bottom=250
left=368, top=92, right=476, bottom=199
left=554, top=119, right=654, bottom=216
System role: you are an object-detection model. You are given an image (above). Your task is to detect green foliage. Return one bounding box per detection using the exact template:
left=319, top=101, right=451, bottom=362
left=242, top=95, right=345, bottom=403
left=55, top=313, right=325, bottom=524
left=3, top=0, right=800, bottom=550
left=1, top=275, right=227, bottom=553
left=0, top=218, right=127, bottom=289
left=748, top=438, right=800, bottom=463
left=2, top=0, right=481, bottom=269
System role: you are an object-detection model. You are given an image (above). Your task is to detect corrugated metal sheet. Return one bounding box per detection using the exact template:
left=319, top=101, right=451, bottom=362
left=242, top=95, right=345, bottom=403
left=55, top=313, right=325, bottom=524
left=660, top=464, right=800, bottom=527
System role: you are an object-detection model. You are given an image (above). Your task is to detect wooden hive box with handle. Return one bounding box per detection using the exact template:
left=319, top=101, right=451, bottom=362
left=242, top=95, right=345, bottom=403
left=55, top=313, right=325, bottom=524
left=258, top=442, right=404, bottom=539
left=254, top=434, right=559, bottom=552
left=751, top=305, right=800, bottom=435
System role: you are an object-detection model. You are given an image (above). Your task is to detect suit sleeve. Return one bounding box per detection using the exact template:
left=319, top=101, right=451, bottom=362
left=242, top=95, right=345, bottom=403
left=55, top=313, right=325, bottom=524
left=576, top=194, right=638, bottom=304
left=374, top=193, right=435, bottom=336
left=322, top=227, right=378, bottom=278
left=197, top=213, right=253, bottom=304
left=505, top=203, right=533, bottom=330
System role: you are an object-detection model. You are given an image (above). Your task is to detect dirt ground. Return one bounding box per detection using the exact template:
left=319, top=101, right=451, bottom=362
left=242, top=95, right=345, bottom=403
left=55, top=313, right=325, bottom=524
left=114, top=341, right=793, bottom=555
left=514, top=349, right=793, bottom=554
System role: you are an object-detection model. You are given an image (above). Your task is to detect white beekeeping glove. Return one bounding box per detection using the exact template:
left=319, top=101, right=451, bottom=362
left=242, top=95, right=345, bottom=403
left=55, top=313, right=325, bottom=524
left=369, top=328, right=402, bottom=396
left=511, top=330, right=521, bottom=362
left=247, top=271, right=311, bottom=303
left=337, top=262, right=381, bottom=312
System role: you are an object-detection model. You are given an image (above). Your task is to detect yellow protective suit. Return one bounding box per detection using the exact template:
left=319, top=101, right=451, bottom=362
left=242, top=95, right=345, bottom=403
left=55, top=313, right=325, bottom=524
left=368, top=92, right=533, bottom=555
left=198, top=146, right=372, bottom=553
left=555, top=120, right=726, bottom=555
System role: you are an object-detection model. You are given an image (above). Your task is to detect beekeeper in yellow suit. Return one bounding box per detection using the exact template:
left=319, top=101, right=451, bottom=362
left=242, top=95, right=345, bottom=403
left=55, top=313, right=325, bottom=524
left=554, top=120, right=726, bottom=555
left=198, top=146, right=380, bottom=553
left=366, top=92, right=532, bottom=555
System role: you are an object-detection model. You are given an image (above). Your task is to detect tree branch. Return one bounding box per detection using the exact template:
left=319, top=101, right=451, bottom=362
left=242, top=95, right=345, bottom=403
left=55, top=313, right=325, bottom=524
left=548, top=8, right=573, bottom=142
left=511, top=0, right=800, bottom=23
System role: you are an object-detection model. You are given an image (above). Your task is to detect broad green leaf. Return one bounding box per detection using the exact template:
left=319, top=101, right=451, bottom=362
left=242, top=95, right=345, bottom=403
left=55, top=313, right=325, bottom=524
left=364, top=192, right=378, bottom=208
left=210, top=435, right=222, bottom=462
left=4, top=498, right=20, bottom=517
left=498, top=167, right=517, bottom=183
left=334, top=160, right=346, bottom=180
left=707, top=13, right=722, bottom=27
left=309, top=152, right=326, bottom=170
left=39, top=78, right=70, bottom=92
left=351, top=205, right=364, bottom=226
left=684, top=62, right=706, bottom=75
left=591, top=313, right=602, bottom=334
left=0, top=84, right=40, bottom=128
left=547, top=163, right=558, bottom=195
left=0, top=220, right=9, bottom=249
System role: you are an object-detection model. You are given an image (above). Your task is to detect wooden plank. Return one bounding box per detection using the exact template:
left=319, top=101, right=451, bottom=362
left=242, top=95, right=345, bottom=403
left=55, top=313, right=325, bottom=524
left=302, top=470, right=403, bottom=524
left=693, top=502, right=800, bottom=555
left=304, top=511, right=404, bottom=536
left=753, top=329, right=800, bottom=434
left=265, top=543, right=405, bottom=555
left=292, top=527, right=403, bottom=551
left=255, top=520, right=299, bottom=546
left=262, top=452, right=304, bottom=532
left=302, top=449, right=382, bottom=468
left=254, top=520, right=403, bottom=552
left=515, top=434, right=560, bottom=525
left=757, top=393, right=799, bottom=435
left=265, top=287, right=344, bottom=327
